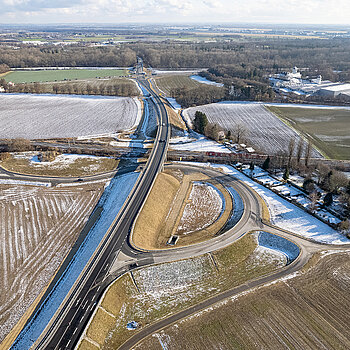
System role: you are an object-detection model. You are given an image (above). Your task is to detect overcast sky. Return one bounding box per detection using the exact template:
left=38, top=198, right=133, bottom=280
left=1, top=0, right=350, bottom=25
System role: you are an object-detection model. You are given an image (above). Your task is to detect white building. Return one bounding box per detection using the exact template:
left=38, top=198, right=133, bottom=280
left=318, top=83, right=350, bottom=97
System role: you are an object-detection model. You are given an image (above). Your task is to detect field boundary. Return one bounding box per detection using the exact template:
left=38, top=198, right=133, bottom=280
left=265, top=105, right=329, bottom=158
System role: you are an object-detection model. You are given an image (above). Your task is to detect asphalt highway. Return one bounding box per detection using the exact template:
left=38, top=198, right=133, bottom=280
left=10, top=77, right=170, bottom=350
left=8, top=77, right=350, bottom=350
left=115, top=164, right=349, bottom=350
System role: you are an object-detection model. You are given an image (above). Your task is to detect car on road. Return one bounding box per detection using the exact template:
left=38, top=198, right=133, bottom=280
left=129, top=262, right=139, bottom=269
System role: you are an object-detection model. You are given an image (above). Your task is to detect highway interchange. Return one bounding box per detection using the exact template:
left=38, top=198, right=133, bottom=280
left=7, top=76, right=350, bottom=350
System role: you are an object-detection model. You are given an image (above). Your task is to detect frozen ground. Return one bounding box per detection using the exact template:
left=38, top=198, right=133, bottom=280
left=170, top=135, right=230, bottom=153
left=0, top=183, right=103, bottom=343
left=0, top=94, right=140, bottom=139
left=189, top=75, right=224, bottom=87
left=13, top=152, right=111, bottom=167
left=176, top=182, right=223, bottom=235
left=12, top=171, right=139, bottom=349
left=135, top=257, right=210, bottom=296
left=182, top=162, right=349, bottom=245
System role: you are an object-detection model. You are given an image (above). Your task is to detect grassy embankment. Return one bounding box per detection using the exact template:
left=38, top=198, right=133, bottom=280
left=267, top=106, right=350, bottom=160
left=0, top=156, right=119, bottom=177
left=136, top=251, right=350, bottom=350
left=165, top=104, right=187, bottom=131
left=79, top=233, right=285, bottom=350
left=132, top=168, right=232, bottom=249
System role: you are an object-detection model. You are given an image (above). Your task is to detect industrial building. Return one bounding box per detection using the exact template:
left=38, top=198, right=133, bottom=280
left=270, top=67, right=350, bottom=98
left=318, top=84, right=350, bottom=98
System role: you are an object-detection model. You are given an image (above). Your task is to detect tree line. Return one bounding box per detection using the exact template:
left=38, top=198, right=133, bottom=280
left=0, top=78, right=138, bottom=97
left=2, top=39, right=350, bottom=78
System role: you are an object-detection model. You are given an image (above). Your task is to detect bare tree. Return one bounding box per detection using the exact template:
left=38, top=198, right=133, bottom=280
left=296, top=137, right=304, bottom=165
left=305, top=140, right=312, bottom=167
left=288, top=137, right=295, bottom=168
left=309, top=191, right=319, bottom=212
left=330, top=170, right=348, bottom=193
left=232, top=123, right=247, bottom=144
left=316, top=163, right=330, bottom=185
left=9, top=138, right=31, bottom=152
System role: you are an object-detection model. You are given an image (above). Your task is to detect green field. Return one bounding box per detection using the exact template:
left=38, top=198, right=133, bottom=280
left=267, top=106, right=350, bottom=160
left=5, top=69, right=127, bottom=83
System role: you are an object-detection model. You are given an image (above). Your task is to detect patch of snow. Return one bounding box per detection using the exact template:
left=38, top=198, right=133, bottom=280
left=30, top=153, right=110, bottom=167
left=110, top=140, right=147, bottom=148
left=169, top=136, right=196, bottom=145
left=177, top=182, right=223, bottom=235
left=151, top=69, right=204, bottom=75
left=166, top=97, right=182, bottom=110
left=190, top=75, right=224, bottom=87
left=242, top=166, right=268, bottom=178
left=134, top=256, right=209, bottom=298
left=252, top=244, right=287, bottom=267
left=264, top=102, right=350, bottom=110
left=170, top=135, right=230, bottom=153
left=0, top=179, right=51, bottom=187
left=273, top=184, right=304, bottom=197
left=255, top=175, right=281, bottom=187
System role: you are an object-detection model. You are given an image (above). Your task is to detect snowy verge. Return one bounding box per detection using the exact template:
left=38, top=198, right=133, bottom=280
left=180, top=162, right=349, bottom=245
left=166, top=97, right=181, bottom=110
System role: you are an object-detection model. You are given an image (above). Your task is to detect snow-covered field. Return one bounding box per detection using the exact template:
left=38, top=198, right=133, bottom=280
left=189, top=75, right=224, bottom=87
left=176, top=182, right=223, bottom=235
left=135, top=257, right=210, bottom=297
left=184, top=162, right=349, bottom=245
left=170, top=134, right=230, bottom=153
left=0, top=94, right=140, bottom=139
left=183, top=102, right=321, bottom=157
left=12, top=171, right=139, bottom=349
left=0, top=183, right=103, bottom=343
